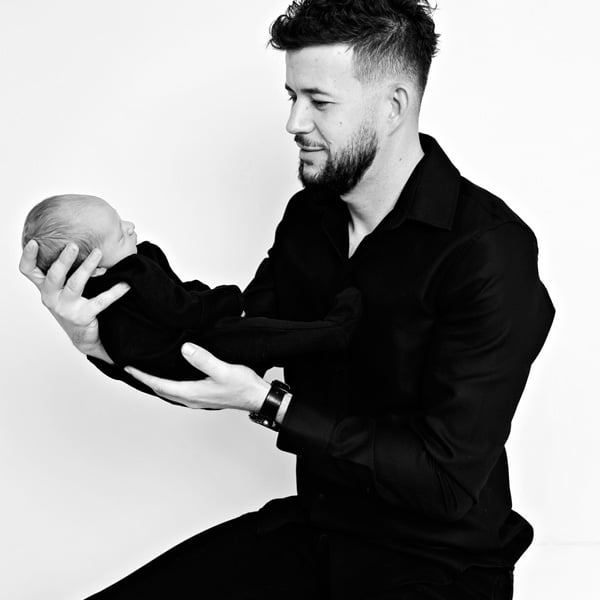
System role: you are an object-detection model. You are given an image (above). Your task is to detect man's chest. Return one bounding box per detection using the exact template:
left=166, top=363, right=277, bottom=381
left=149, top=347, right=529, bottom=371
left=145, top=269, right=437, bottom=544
left=272, top=220, right=452, bottom=408
left=273, top=218, right=448, bottom=319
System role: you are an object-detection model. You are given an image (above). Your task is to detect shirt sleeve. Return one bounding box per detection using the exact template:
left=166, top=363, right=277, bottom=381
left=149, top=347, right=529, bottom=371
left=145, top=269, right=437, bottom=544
left=243, top=256, right=279, bottom=318
left=242, top=193, right=307, bottom=319
left=276, top=222, right=555, bottom=521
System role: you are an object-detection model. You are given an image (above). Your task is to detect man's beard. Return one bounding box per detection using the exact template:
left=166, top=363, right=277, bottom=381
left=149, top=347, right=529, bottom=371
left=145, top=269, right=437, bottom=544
left=298, top=124, right=378, bottom=196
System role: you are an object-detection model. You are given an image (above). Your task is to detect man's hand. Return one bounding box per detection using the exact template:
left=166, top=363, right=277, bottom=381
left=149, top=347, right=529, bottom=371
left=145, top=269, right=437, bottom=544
left=19, top=240, right=130, bottom=363
left=125, top=343, right=271, bottom=412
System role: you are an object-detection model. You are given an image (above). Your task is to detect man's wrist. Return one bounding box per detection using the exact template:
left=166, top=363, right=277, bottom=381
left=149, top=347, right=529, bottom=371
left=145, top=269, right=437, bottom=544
left=246, top=378, right=271, bottom=413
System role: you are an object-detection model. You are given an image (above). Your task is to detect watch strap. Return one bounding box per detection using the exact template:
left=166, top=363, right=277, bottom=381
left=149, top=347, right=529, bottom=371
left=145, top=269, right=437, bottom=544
left=249, top=380, right=290, bottom=431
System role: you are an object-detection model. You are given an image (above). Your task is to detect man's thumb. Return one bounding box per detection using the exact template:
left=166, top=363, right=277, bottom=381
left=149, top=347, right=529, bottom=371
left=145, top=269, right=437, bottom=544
left=181, top=343, right=222, bottom=376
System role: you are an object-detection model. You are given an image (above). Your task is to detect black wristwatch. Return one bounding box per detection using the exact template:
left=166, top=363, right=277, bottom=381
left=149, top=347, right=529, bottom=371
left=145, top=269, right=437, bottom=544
left=249, top=380, right=291, bottom=431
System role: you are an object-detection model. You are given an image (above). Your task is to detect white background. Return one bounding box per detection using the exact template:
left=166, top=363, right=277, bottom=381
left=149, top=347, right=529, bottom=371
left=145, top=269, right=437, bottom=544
left=1, top=1, right=598, bottom=598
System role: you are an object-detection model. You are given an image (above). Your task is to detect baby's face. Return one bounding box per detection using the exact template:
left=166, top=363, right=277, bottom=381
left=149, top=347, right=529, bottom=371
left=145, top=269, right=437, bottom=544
left=84, top=199, right=138, bottom=268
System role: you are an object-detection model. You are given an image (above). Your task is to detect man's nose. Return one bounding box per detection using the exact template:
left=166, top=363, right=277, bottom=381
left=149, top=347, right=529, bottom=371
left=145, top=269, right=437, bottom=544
left=286, top=100, right=313, bottom=136
left=124, top=221, right=135, bottom=234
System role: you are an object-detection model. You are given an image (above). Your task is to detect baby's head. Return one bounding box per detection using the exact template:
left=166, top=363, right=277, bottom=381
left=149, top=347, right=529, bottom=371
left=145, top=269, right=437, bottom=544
left=22, top=194, right=138, bottom=275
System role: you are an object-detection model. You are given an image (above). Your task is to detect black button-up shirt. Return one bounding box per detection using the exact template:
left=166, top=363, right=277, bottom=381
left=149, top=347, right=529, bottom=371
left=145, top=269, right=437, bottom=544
left=244, top=134, right=555, bottom=572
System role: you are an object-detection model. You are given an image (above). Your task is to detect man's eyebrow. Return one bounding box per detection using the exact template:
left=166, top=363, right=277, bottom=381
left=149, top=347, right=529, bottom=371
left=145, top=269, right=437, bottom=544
left=285, top=83, right=332, bottom=96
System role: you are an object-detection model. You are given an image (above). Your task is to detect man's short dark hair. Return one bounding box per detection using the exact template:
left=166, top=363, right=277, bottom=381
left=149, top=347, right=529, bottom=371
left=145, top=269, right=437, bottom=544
left=269, top=0, right=439, bottom=93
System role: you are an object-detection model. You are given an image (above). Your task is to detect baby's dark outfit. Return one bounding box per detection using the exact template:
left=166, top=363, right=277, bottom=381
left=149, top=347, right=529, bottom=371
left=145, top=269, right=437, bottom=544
left=84, top=241, right=359, bottom=388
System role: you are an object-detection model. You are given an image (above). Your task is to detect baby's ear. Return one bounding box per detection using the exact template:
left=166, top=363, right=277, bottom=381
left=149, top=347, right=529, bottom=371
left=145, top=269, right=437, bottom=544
left=91, top=266, right=107, bottom=277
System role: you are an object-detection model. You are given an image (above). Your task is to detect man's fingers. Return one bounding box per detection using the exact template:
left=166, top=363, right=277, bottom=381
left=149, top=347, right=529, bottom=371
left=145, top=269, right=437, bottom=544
left=124, top=367, right=221, bottom=408
left=181, top=344, right=227, bottom=379
left=19, top=240, right=45, bottom=289
left=64, top=248, right=103, bottom=296
left=87, top=283, right=131, bottom=316
left=44, top=243, right=80, bottom=292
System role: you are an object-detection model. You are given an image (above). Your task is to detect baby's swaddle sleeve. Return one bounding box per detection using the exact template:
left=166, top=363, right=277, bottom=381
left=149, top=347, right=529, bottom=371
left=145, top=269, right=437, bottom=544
left=135, top=241, right=244, bottom=330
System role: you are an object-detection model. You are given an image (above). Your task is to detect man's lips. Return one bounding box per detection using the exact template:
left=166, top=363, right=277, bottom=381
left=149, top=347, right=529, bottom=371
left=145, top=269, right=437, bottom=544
left=295, top=136, right=326, bottom=152
left=297, top=144, right=325, bottom=152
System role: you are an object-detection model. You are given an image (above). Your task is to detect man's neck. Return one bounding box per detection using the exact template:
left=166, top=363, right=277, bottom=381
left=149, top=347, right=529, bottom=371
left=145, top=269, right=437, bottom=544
left=344, top=134, right=424, bottom=257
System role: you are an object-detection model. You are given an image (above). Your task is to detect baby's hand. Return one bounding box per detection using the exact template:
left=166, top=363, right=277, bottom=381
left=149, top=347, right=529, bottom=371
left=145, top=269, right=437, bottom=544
left=19, top=241, right=130, bottom=362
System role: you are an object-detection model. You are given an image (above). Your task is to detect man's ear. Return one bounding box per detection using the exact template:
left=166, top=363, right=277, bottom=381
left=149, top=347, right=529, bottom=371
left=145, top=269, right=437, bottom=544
left=91, top=266, right=107, bottom=277
left=388, top=84, right=410, bottom=128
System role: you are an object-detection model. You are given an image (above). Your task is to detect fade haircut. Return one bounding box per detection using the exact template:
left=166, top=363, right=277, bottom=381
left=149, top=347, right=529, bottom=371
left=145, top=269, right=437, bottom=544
left=269, top=0, right=439, bottom=93
left=22, top=194, right=104, bottom=275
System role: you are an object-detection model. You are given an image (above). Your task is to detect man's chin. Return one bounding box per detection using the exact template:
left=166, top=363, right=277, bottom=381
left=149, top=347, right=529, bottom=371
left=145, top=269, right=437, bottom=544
left=298, top=162, right=323, bottom=187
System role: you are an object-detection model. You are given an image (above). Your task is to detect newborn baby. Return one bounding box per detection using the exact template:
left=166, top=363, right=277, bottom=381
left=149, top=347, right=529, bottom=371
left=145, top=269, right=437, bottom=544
left=22, top=194, right=360, bottom=387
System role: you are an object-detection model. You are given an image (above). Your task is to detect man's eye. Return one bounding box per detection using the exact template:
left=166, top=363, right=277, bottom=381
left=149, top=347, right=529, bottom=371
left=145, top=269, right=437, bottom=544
left=287, top=95, right=297, bottom=103
left=312, top=100, right=329, bottom=109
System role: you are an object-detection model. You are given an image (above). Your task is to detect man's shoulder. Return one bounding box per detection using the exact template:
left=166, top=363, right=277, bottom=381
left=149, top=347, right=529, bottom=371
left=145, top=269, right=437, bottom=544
left=417, top=134, right=535, bottom=241
left=454, top=177, right=534, bottom=240
left=274, top=188, right=337, bottom=236
left=282, top=188, right=329, bottom=218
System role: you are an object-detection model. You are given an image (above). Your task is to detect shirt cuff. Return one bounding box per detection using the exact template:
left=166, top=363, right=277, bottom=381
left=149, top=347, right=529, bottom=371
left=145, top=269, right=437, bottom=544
left=276, top=391, right=337, bottom=457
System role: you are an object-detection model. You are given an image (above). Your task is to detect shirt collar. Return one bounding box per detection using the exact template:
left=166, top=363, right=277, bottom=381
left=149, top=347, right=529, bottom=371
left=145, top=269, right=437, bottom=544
left=318, top=134, right=461, bottom=257
left=379, top=133, right=461, bottom=231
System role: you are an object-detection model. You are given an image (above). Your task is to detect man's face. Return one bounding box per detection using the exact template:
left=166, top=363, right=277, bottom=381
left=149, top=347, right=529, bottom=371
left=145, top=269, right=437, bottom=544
left=285, top=44, right=380, bottom=196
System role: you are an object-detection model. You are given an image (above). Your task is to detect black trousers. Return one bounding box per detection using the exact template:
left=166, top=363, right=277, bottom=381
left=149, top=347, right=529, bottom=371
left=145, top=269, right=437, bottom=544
left=86, top=511, right=513, bottom=599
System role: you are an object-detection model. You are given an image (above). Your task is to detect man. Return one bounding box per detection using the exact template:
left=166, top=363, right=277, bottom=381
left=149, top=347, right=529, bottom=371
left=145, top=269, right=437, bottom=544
left=20, top=1, right=554, bottom=598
